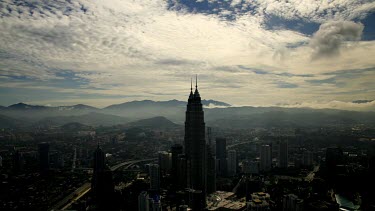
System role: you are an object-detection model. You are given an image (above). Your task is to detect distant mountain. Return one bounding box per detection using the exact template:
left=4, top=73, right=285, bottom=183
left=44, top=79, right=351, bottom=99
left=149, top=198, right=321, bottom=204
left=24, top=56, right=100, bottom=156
left=205, top=107, right=375, bottom=129
left=37, top=112, right=129, bottom=127
left=8, top=102, right=48, bottom=110
left=102, top=99, right=230, bottom=122
left=1, top=103, right=99, bottom=120
left=6, top=103, right=98, bottom=111
left=104, top=99, right=230, bottom=109
left=125, top=116, right=179, bottom=129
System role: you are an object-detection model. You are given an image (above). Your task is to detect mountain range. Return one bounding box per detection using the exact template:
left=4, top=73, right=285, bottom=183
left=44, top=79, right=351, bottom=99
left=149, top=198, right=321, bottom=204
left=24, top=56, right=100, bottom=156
left=0, top=99, right=374, bottom=129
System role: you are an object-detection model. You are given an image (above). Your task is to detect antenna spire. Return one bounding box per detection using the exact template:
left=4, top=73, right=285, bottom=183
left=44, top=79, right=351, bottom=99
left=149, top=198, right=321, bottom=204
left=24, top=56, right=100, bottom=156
left=195, top=74, right=198, bottom=89
left=191, top=77, right=193, bottom=92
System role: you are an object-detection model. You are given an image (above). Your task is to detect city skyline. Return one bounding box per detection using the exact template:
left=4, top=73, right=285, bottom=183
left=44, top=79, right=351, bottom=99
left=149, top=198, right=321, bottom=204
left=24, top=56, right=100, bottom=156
left=0, top=0, right=375, bottom=110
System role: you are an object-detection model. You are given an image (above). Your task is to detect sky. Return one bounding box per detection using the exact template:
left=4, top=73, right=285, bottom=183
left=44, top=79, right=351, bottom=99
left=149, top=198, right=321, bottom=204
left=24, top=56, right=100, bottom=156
left=0, top=0, right=375, bottom=110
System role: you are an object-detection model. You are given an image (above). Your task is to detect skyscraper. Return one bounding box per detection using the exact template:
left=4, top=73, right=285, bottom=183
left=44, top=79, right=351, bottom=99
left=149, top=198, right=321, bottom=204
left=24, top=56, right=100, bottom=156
left=91, top=145, right=114, bottom=209
left=216, top=137, right=227, bottom=176
left=171, top=144, right=183, bottom=189
left=278, top=140, right=288, bottom=168
left=38, top=142, right=50, bottom=174
left=138, top=191, right=150, bottom=211
left=184, top=76, right=206, bottom=209
left=260, top=145, right=272, bottom=172
left=149, top=164, right=160, bottom=191
left=227, top=150, right=237, bottom=176
left=206, top=144, right=216, bottom=194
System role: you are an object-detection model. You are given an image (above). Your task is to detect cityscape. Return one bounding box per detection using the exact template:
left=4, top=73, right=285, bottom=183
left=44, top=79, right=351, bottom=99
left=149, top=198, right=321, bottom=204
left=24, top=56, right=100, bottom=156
left=1, top=0, right=375, bottom=211
left=0, top=78, right=374, bottom=210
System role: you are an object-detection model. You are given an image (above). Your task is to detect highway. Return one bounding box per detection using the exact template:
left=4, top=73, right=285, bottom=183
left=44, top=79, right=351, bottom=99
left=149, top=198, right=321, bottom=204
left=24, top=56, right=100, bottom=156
left=51, top=158, right=156, bottom=211
left=305, top=165, right=320, bottom=182
left=227, top=140, right=258, bottom=149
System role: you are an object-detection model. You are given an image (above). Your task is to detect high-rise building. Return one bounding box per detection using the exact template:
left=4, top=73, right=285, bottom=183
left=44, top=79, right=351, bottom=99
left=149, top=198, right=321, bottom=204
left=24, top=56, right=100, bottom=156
left=227, top=150, right=237, bottom=176
left=38, top=142, right=50, bottom=174
left=184, top=77, right=206, bottom=209
left=91, top=145, right=114, bottom=208
left=216, top=137, right=227, bottom=176
left=184, top=78, right=206, bottom=189
left=171, top=144, right=183, bottom=189
left=149, top=164, right=160, bottom=191
left=260, top=145, right=272, bottom=172
left=177, top=154, right=187, bottom=190
left=138, top=191, right=150, bottom=211
left=242, top=160, right=259, bottom=174
left=158, top=151, right=172, bottom=175
left=207, top=127, right=214, bottom=150
left=206, top=144, right=216, bottom=194
left=283, top=194, right=304, bottom=211
left=278, top=140, right=288, bottom=168
left=303, top=151, right=314, bottom=167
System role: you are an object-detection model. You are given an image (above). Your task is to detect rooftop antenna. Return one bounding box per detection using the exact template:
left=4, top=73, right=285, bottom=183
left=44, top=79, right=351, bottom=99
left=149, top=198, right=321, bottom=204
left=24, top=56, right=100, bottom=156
left=191, top=77, right=193, bottom=92
left=195, top=74, right=198, bottom=89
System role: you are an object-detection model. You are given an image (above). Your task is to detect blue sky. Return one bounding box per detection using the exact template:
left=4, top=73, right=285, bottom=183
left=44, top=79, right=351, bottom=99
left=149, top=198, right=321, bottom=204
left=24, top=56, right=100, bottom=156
left=0, top=0, right=374, bottom=110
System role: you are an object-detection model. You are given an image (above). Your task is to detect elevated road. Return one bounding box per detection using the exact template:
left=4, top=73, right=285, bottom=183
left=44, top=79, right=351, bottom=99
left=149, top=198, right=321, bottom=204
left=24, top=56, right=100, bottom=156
left=51, top=158, right=156, bottom=211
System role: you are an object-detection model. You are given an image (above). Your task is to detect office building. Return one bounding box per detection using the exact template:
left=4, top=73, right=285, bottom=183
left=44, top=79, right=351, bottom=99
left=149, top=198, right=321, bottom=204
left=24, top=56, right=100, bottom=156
left=283, top=194, right=304, bottom=211
left=149, top=164, right=160, bottom=191
left=216, top=137, right=227, bottom=176
left=227, top=150, right=237, bottom=176
left=278, top=140, right=288, bottom=168
left=138, top=191, right=150, bottom=211
left=38, top=142, right=50, bottom=174
left=171, top=144, right=183, bottom=189
left=260, top=145, right=272, bottom=172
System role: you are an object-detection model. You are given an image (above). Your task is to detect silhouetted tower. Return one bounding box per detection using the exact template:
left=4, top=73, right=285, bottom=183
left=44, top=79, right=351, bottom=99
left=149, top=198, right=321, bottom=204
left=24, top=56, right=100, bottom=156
left=278, top=140, right=288, bottom=168
left=38, top=142, right=50, bottom=174
left=206, top=144, right=216, bottom=194
left=184, top=76, right=206, bottom=208
left=91, top=145, right=115, bottom=209
left=216, top=137, right=227, bottom=176
left=171, top=144, right=183, bottom=189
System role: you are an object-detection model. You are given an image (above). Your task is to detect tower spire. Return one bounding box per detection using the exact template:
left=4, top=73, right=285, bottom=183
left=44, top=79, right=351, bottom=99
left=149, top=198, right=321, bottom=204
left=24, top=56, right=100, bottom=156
left=191, top=77, right=193, bottom=92
left=195, top=74, right=198, bottom=90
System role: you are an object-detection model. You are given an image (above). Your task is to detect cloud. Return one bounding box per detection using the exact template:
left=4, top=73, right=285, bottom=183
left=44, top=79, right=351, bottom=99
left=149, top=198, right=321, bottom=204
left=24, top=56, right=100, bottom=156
left=0, top=0, right=374, bottom=108
left=310, top=21, right=364, bottom=59
left=281, top=100, right=375, bottom=112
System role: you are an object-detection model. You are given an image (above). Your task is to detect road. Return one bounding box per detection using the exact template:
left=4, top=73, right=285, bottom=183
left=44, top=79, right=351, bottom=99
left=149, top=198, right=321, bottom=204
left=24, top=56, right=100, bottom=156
left=305, top=165, right=320, bottom=182
left=51, top=158, right=156, bottom=211
left=227, top=140, right=258, bottom=149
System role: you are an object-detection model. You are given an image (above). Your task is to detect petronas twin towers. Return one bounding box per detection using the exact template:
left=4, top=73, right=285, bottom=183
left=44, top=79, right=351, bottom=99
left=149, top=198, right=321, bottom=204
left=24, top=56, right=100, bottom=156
left=184, top=76, right=207, bottom=208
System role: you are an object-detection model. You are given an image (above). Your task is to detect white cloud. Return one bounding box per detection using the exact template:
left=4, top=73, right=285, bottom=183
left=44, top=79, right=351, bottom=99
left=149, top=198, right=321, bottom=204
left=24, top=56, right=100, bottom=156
left=310, top=21, right=364, bottom=59
left=0, top=0, right=374, bottom=108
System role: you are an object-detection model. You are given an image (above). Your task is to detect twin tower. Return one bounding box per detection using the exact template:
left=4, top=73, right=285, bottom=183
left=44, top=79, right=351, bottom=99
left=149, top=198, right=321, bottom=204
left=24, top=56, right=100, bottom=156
left=184, top=76, right=208, bottom=209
